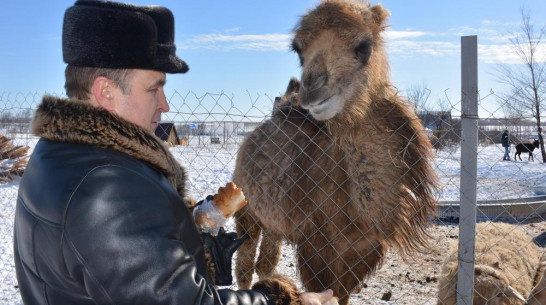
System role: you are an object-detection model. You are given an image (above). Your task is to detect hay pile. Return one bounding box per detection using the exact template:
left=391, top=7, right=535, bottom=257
left=0, top=134, right=29, bottom=183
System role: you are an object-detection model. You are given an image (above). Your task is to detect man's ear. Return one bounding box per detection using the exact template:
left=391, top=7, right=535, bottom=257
left=92, top=76, right=116, bottom=111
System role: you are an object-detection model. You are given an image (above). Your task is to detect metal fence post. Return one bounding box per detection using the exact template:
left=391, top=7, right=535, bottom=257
left=457, top=35, right=479, bottom=305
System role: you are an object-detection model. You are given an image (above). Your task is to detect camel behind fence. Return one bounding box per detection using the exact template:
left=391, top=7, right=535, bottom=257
left=232, top=1, right=439, bottom=304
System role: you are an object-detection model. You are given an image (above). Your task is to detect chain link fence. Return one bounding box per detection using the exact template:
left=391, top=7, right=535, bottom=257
left=1, top=89, right=545, bottom=304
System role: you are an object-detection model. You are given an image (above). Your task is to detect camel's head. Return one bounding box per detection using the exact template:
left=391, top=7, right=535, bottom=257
left=473, top=264, right=527, bottom=305
left=292, top=0, right=390, bottom=121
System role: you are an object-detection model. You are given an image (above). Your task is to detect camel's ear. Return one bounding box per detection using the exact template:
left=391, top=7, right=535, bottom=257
left=285, top=77, right=301, bottom=95
left=370, top=3, right=390, bottom=27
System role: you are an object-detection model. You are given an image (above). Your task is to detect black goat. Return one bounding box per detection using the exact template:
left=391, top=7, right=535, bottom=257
left=514, top=140, right=539, bottom=161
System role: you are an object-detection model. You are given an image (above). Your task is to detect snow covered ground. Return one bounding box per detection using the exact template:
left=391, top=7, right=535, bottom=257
left=1, top=136, right=545, bottom=304
left=435, top=144, right=546, bottom=200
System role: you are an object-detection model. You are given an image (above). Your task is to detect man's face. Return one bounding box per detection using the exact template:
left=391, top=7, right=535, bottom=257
left=111, top=69, right=169, bottom=132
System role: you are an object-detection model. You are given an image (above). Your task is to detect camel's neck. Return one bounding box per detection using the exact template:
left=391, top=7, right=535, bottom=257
left=326, top=87, right=403, bottom=169
left=326, top=85, right=393, bottom=142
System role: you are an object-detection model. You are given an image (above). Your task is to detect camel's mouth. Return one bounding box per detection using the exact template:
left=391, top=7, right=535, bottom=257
left=303, top=94, right=340, bottom=121
left=315, top=94, right=335, bottom=107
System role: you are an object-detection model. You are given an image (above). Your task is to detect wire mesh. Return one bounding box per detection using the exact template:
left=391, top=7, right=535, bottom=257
left=0, top=89, right=545, bottom=305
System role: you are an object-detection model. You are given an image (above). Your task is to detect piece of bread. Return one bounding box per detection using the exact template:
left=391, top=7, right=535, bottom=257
left=212, top=182, right=248, bottom=218
left=194, top=182, right=248, bottom=232
left=324, top=297, right=339, bottom=305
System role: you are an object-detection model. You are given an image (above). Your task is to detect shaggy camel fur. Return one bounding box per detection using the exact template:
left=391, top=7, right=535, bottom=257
left=232, top=1, right=438, bottom=304
left=437, top=222, right=543, bottom=305
left=527, top=258, right=546, bottom=305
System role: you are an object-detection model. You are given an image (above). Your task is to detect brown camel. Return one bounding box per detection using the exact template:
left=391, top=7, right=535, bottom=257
left=232, top=1, right=439, bottom=304
left=437, top=222, right=542, bottom=305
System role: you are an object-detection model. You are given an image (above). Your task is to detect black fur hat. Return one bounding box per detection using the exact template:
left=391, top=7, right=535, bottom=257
left=62, top=0, right=188, bottom=73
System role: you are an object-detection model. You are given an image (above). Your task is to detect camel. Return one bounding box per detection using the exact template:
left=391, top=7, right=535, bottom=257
left=437, top=222, right=542, bottom=305
left=232, top=1, right=439, bottom=304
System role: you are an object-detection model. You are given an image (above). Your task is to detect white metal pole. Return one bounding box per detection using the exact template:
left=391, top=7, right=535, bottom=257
left=457, top=35, right=479, bottom=305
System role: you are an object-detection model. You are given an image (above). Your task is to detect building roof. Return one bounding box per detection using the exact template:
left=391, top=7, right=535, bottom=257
left=154, top=122, right=178, bottom=141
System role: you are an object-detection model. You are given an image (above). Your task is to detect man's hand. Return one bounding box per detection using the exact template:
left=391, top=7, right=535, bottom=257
left=200, top=227, right=244, bottom=286
left=301, top=289, right=335, bottom=305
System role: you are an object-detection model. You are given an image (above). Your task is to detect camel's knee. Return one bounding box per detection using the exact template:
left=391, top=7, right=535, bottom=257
left=235, top=254, right=254, bottom=288
left=235, top=209, right=262, bottom=289
left=255, top=234, right=282, bottom=278
left=235, top=237, right=258, bottom=289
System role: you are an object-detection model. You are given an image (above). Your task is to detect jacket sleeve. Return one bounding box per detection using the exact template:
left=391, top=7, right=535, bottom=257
left=61, top=165, right=302, bottom=305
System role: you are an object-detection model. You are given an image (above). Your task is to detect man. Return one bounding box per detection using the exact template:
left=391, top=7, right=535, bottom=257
left=501, top=129, right=511, bottom=161
left=13, top=1, right=332, bottom=304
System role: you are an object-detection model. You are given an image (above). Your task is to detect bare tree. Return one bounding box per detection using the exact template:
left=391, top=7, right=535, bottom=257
left=498, top=91, right=526, bottom=139
left=406, top=82, right=431, bottom=114
left=435, top=97, right=451, bottom=113
left=496, top=8, right=546, bottom=162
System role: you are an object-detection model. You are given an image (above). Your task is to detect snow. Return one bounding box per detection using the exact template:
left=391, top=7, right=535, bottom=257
left=1, top=137, right=545, bottom=304
left=0, top=183, right=20, bottom=305
left=435, top=144, right=546, bottom=200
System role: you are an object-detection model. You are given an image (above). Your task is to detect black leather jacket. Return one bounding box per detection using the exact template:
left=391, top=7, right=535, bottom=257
left=14, top=140, right=273, bottom=305
left=13, top=96, right=297, bottom=305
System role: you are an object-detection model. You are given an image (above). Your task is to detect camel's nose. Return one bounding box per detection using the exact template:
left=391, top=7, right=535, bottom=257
left=300, top=73, right=329, bottom=107
left=303, top=74, right=327, bottom=93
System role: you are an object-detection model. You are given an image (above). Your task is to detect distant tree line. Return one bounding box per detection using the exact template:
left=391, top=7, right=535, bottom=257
left=0, top=110, right=32, bottom=135
left=0, top=109, right=32, bottom=124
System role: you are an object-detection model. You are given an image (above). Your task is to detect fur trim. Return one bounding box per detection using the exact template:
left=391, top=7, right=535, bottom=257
left=202, top=246, right=217, bottom=286
left=31, top=95, right=193, bottom=208
left=252, top=275, right=304, bottom=305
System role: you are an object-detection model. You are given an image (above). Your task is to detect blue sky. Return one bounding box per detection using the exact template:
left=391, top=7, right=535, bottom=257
left=1, top=0, right=545, bottom=117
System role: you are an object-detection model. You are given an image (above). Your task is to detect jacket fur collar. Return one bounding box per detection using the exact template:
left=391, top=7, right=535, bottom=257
left=32, top=95, right=192, bottom=208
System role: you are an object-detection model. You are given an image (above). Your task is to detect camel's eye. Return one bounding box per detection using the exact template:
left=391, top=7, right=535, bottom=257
left=291, top=41, right=302, bottom=54
left=354, top=41, right=372, bottom=64
left=291, top=41, right=304, bottom=66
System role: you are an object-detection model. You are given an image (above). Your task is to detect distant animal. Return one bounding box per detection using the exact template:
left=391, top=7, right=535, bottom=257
left=232, top=1, right=439, bottom=304
left=437, top=222, right=543, bottom=305
left=514, top=140, right=539, bottom=161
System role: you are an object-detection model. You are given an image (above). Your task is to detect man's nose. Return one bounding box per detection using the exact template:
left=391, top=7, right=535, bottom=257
left=159, top=91, right=170, bottom=112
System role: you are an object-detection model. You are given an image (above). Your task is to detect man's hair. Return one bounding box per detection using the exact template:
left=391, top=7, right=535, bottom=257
left=64, top=65, right=132, bottom=100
